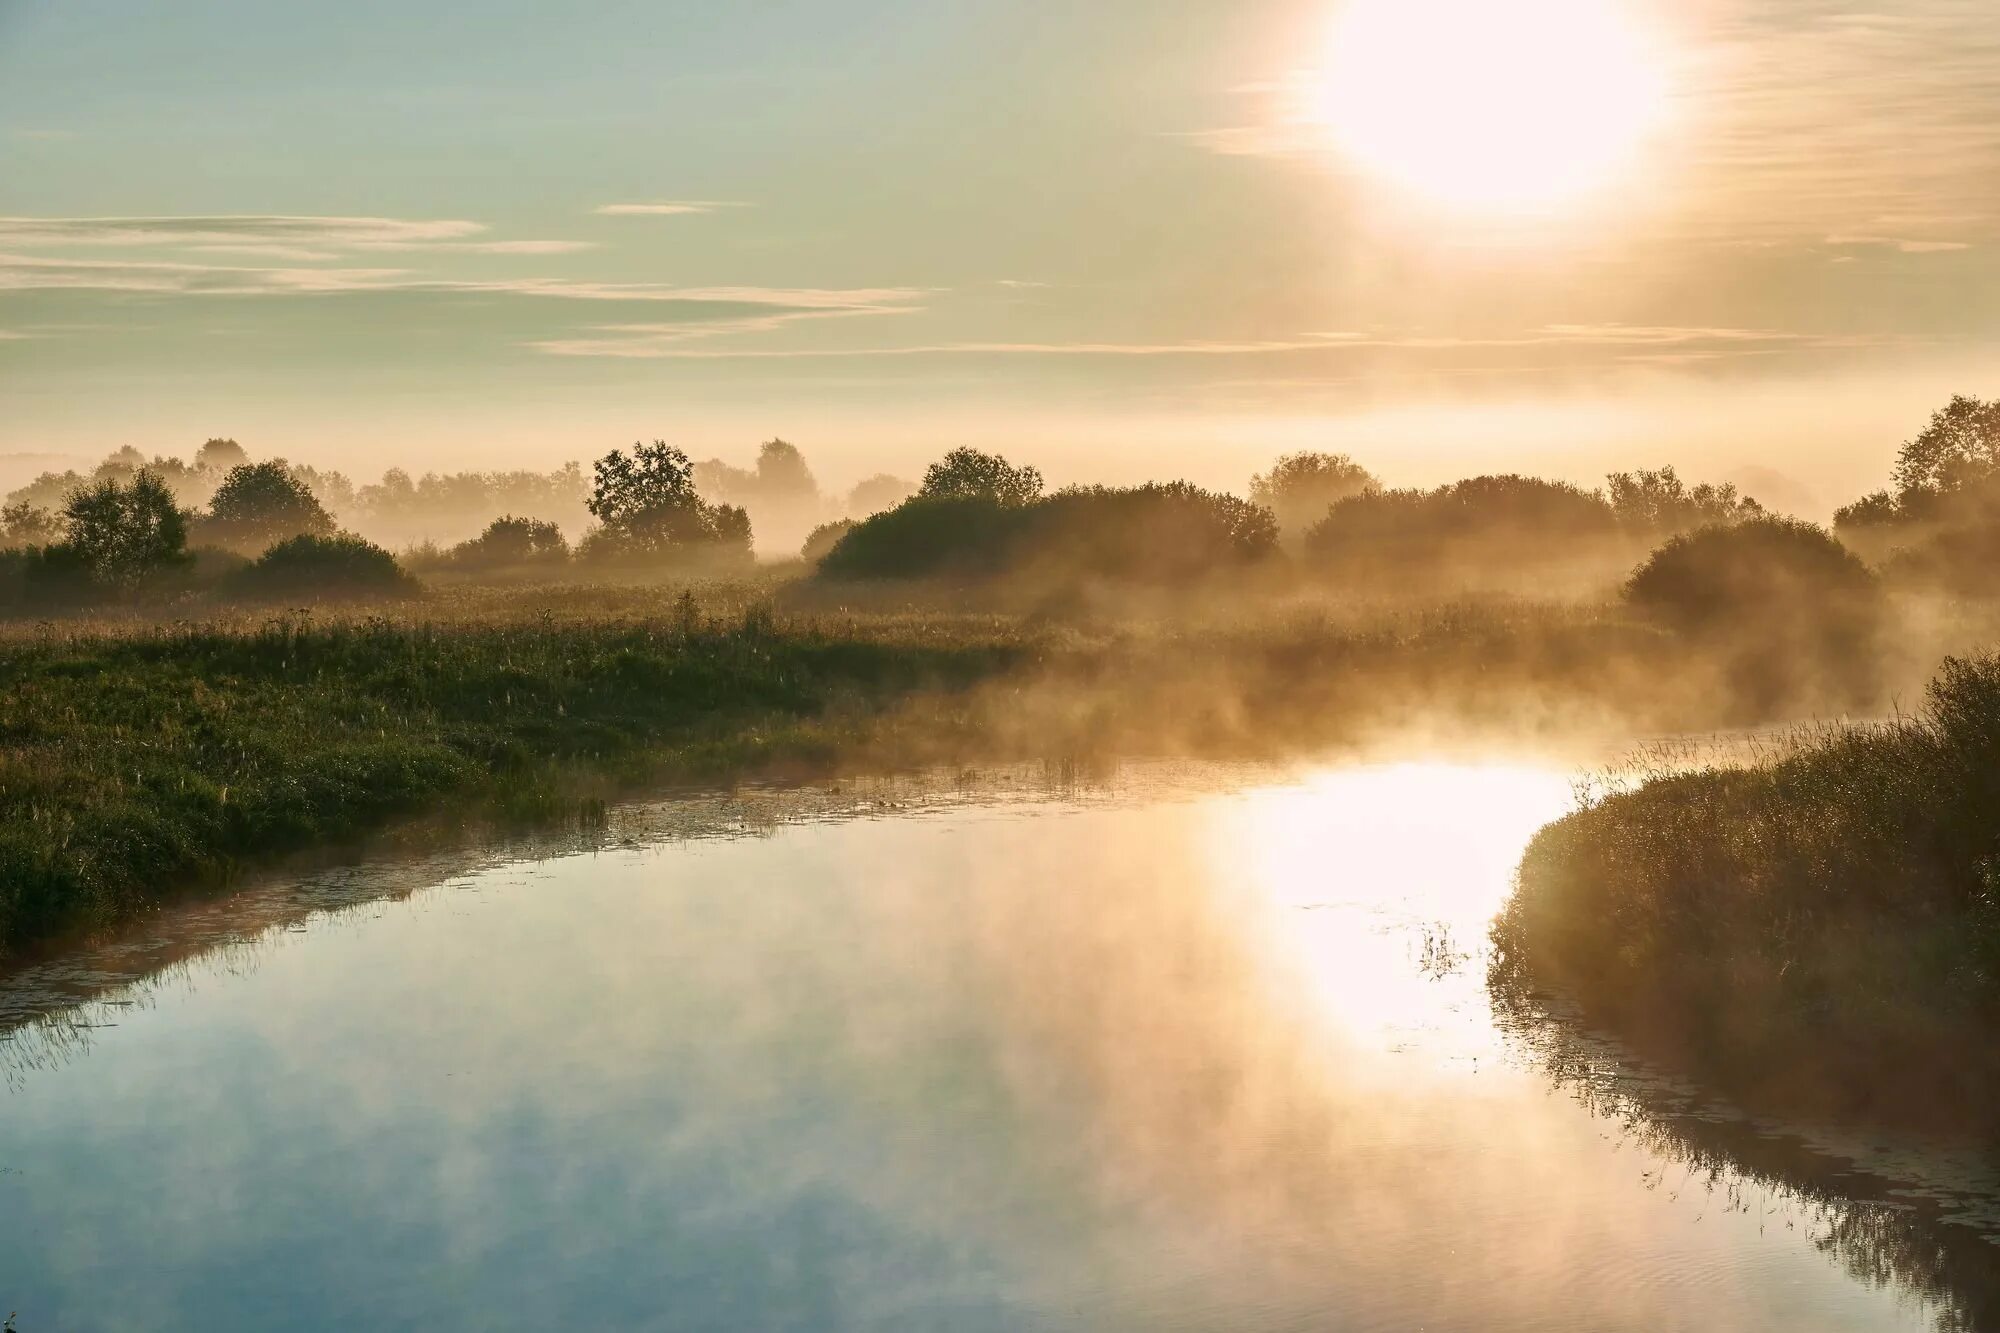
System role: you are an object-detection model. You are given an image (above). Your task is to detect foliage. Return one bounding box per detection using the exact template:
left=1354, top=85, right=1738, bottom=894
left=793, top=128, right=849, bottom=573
left=54, top=469, right=190, bottom=589
left=819, top=496, right=1029, bottom=579
left=1892, top=394, right=2000, bottom=497
left=1494, top=653, right=2000, bottom=1132
left=446, top=515, right=570, bottom=570
left=234, top=532, right=417, bottom=599
left=847, top=473, right=916, bottom=516
left=0, top=499, right=60, bottom=548
left=1604, top=465, right=1762, bottom=534
left=918, top=448, right=1044, bottom=507
left=194, top=437, right=250, bottom=473
left=203, top=460, right=336, bottom=552
left=801, top=519, right=857, bottom=565
left=819, top=479, right=1278, bottom=584
left=1624, top=518, right=1881, bottom=713
left=1304, top=474, right=1621, bottom=587
left=584, top=441, right=754, bottom=562
left=1248, top=451, right=1378, bottom=535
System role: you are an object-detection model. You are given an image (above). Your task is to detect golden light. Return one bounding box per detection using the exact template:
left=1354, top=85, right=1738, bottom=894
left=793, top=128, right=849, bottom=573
left=1315, top=0, right=1671, bottom=213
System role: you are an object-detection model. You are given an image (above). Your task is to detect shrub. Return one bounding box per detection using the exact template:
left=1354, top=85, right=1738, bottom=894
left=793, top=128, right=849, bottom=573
left=202, top=461, right=336, bottom=552
left=447, top=515, right=570, bottom=570
left=1625, top=517, right=1882, bottom=711
left=801, top=519, right=857, bottom=565
left=820, top=496, right=1029, bottom=579
left=1305, top=474, right=1620, bottom=589
left=819, top=480, right=1279, bottom=585
left=234, top=532, right=416, bottom=599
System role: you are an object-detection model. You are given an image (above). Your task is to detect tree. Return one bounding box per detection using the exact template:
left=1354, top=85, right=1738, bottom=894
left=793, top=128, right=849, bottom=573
left=1248, top=452, right=1378, bottom=534
left=847, top=473, right=915, bottom=516
left=205, top=461, right=335, bottom=551
left=1893, top=395, right=2000, bottom=497
left=0, top=500, right=60, bottom=547
left=586, top=441, right=752, bottom=557
left=918, top=448, right=1043, bottom=507
left=754, top=438, right=817, bottom=500
left=57, top=469, right=188, bottom=586
left=1605, top=465, right=1762, bottom=535
left=194, top=437, right=250, bottom=473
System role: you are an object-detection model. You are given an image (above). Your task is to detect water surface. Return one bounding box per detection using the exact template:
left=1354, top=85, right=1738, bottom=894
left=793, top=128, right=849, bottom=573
left=2, top=760, right=1994, bottom=1331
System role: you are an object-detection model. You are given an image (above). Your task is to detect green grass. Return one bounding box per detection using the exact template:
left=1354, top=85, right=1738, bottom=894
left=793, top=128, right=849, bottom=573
left=0, top=601, right=1029, bottom=961
left=1493, top=654, right=2000, bottom=1135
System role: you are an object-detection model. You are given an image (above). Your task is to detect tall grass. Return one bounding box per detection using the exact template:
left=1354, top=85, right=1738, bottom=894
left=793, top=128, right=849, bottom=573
left=1493, top=654, right=2000, bottom=1134
left=0, top=604, right=1025, bottom=961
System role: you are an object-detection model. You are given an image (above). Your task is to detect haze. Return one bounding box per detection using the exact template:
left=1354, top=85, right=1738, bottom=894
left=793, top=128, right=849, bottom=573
left=3, top=0, right=1997, bottom=505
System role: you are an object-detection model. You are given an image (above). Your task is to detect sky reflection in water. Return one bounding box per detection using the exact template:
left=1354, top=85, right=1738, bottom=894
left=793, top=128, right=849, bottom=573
left=0, top=761, right=1975, bottom=1331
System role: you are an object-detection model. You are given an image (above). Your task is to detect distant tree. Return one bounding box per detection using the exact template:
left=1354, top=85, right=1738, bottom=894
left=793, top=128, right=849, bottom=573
left=918, top=448, right=1044, bottom=507
left=586, top=441, right=752, bottom=559
left=205, top=461, right=336, bottom=551
left=847, top=473, right=915, bottom=516
left=1893, top=395, right=2000, bottom=497
left=754, top=439, right=818, bottom=500
left=56, top=469, right=188, bottom=586
left=1248, top=452, right=1379, bottom=534
left=0, top=500, right=60, bottom=547
left=194, top=437, right=250, bottom=473
left=450, top=515, right=569, bottom=568
left=1605, top=465, right=1762, bottom=535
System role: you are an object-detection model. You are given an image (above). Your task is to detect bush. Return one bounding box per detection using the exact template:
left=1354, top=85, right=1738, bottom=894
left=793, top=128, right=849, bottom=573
left=1625, top=517, right=1881, bottom=711
left=233, top=532, right=417, bottom=599
left=800, top=519, right=857, bottom=565
left=819, top=496, right=1029, bottom=579
left=819, top=481, right=1278, bottom=585
left=1305, top=475, right=1620, bottom=590
left=446, top=515, right=570, bottom=571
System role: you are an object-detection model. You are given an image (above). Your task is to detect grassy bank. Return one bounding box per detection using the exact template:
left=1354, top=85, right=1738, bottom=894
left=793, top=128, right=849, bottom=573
left=2, top=572, right=1934, bottom=970
left=1492, top=654, right=2000, bottom=1136
left=0, top=602, right=1028, bottom=962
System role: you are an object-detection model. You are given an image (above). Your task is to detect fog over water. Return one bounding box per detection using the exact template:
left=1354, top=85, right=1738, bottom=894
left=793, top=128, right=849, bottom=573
left=1, top=760, right=1990, bottom=1331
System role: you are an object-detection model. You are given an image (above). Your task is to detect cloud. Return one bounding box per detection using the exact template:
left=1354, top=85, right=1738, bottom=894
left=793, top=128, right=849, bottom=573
left=530, top=323, right=1848, bottom=360
left=594, top=201, right=746, bottom=217
left=1825, top=235, right=1973, bottom=254
left=0, top=215, right=591, bottom=258
left=0, top=252, right=925, bottom=308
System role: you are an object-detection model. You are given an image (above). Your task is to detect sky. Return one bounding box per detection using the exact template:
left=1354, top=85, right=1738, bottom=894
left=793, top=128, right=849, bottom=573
left=1, top=0, right=1997, bottom=508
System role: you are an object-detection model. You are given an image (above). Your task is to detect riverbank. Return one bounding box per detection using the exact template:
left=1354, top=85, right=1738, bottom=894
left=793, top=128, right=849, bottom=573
left=0, top=601, right=1030, bottom=963
left=1492, top=653, right=2000, bottom=1138
left=3, top=583, right=1711, bottom=965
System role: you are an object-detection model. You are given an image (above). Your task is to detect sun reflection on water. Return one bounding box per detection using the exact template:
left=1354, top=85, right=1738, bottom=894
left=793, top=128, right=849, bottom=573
left=1211, top=761, right=1576, bottom=1059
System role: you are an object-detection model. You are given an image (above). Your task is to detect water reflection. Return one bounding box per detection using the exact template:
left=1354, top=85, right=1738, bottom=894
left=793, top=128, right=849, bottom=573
left=0, top=760, right=1992, bottom=1331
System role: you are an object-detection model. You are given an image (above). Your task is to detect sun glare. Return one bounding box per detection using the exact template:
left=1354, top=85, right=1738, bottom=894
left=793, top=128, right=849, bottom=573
left=1316, top=0, right=1672, bottom=213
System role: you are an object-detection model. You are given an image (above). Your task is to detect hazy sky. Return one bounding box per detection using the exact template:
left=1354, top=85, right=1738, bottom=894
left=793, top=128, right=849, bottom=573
left=2, top=0, right=1997, bottom=504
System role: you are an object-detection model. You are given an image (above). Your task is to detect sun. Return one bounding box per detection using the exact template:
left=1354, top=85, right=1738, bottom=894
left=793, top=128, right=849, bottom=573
left=1315, top=0, right=1672, bottom=214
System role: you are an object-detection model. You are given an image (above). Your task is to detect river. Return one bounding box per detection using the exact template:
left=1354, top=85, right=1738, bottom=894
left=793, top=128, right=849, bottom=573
left=2, top=759, right=1995, bottom=1331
